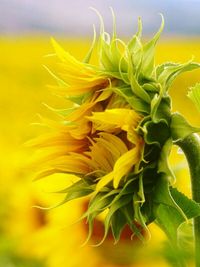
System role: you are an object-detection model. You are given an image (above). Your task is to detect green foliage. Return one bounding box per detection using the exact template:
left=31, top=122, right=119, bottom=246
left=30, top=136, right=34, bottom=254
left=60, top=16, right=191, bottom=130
left=156, top=187, right=200, bottom=243
left=171, top=113, right=200, bottom=141
left=188, top=83, right=200, bottom=113
left=0, top=235, right=45, bottom=267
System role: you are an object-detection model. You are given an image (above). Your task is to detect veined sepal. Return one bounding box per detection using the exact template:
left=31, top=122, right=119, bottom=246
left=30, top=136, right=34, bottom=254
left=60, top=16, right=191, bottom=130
left=142, top=119, right=171, bottom=147
left=171, top=112, right=200, bottom=142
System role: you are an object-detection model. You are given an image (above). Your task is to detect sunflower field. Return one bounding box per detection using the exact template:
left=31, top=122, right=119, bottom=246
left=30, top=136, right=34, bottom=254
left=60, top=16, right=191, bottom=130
left=1, top=37, right=200, bottom=267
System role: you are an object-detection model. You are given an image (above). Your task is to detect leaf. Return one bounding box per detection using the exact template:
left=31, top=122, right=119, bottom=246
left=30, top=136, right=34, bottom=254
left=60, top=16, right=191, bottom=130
left=188, top=83, right=200, bottom=113
left=170, top=113, right=200, bottom=142
left=177, top=222, right=194, bottom=251
left=156, top=62, right=177, bottom=78
left=161, top=239, right=191, bottom=267
left=170, top=187, right=200, bottom=221
left=156, top=187, right=200, bottom=243
left=157, top=61, right=200, bottom=91
left=153, top=174, right=187, bottom=223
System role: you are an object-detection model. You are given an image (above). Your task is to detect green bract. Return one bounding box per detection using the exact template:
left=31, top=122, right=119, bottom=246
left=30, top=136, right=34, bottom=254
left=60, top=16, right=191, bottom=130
left=41, top=11, right=200, bottom=246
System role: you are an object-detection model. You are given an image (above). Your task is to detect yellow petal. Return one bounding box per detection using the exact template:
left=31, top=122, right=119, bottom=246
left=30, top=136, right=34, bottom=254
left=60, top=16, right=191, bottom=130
left=113, top=146, right=141, bottom=189
left=50, top=155, right=91, bottom=174
left=97, top=132, right=128, bottom=158
left=51, top=38, right=85, bottom=70
left=96, top=172, right=114, bottom=192
left=87, top=108, right=141, bottom=132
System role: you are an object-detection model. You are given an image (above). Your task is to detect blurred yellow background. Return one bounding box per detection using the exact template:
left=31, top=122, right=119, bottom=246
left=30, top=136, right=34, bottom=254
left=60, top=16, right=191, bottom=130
left=0, top=37, right=200, bottom=267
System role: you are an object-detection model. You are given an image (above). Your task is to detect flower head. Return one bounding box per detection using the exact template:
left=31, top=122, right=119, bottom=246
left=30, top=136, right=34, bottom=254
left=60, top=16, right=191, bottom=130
left=30, top=10, right=200, bottom=245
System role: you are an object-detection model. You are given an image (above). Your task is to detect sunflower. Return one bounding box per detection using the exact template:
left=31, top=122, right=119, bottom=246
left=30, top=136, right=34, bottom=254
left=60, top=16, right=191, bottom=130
left=30, top=10, right=200, bottom=246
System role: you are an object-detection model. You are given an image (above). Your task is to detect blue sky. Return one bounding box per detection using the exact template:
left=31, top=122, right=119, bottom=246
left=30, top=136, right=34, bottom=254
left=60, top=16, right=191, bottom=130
left=1, top=0, right=200, bottom=36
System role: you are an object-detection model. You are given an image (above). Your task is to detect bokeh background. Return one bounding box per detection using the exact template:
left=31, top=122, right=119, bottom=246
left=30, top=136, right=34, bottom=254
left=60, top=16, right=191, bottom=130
left=1, top=1, right=200, bottom=266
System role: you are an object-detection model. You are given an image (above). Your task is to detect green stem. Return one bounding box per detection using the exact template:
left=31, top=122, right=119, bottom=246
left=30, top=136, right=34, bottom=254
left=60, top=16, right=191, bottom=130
left=177, top=133, right=200, bottom=267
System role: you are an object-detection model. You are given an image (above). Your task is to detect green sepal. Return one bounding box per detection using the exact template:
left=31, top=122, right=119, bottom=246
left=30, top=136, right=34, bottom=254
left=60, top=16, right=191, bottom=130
left=109, top=178, right=137, bottom=205
left=142, top=145, right=160, bottom=164
left=122, top=202, right=145, bottom=241
left=128, top=54, right=151, bottom=103
left=111, top=86, right=150, bottom=114
left=111, top=209, right=127, bottom=244
left=143, top=120, right=170, bottom=146
left=142, top=82, right=159, bottom=93
left=127, top=17, right=142, bottom=53
left=171, top=112, right=200, bottom=142
left=92, top=178, right=139, bottom=245
left=83, top=25, right=96, bottom=63
left=151, top=93, right=171, bottom=123
left=42, top=103, right=76, bottom=117
left=158, top=139, right=176, bottom=184
left=43, top=65, right=68, bottom=87
left=141, top=191, right=157, bottom=225
left=133, top=198, right=150, bottom=241
left=99, top=34, right=114, bottom=70
left=140, top=14, right=164, bottom=78
left=80, top=190, right=117, bottom=245
left=54, top=179, right=94, bottom=194
left=67, top=91, right=92, bottom=105
left=81, top=190, right=118, bottom=221
left=33, top=179, right=94, bottom=211
left=95, top=194, right=132, bottom=246
left=118, top=56, right=129, bottom=83
left=50, top=180, right=94, bottom=209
